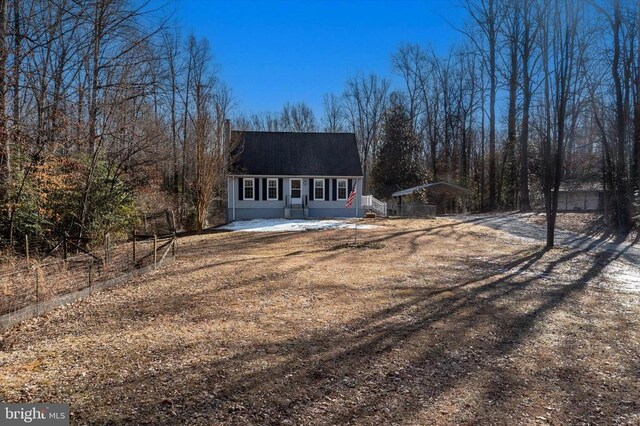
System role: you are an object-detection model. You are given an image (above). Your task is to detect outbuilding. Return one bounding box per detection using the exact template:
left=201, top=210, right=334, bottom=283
left=390, top=182, right=471, bottom=217
left=555, top=182, right=605, bottom=212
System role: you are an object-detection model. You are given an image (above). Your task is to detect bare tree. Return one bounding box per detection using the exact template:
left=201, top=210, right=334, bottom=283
left=392, top=43, right=428, bottom=129
left=499, top=0, right=520, bottom=209
left=421, top=53, right=444, bottom=181
left=634, top=3, right=640, bottom=193
left=538, top=0, right=584, bottom=248
left=162, top=29, right=181, bottom=199
left=0, top=0, right=8, bottom=210
left=462, top=0, right=503, bottom=210
left=518, top=0, right=538, bottom=212
left=280, top=102, right=317, bottom=132
left=321, top=93, right=344, bottom=132
left=343, top=73, right=390, bottom=193
left=609, top=0, right=632, bottom=232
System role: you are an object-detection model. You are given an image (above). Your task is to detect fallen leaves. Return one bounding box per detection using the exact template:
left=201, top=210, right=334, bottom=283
left=0, top=218, right=638, bottom=424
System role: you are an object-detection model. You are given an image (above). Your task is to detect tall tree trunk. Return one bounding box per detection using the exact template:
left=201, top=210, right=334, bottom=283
left=88, top=2, right=103, bottom=155
left=634, top=5, right=640, bottom=191
left=181, top=36, right=195, bottom=224
left=0, top=0, right=7, bottom=227
left=612, top=0, right=631, bottom=233
left=544, top=0, right=578, bottom=248
left=171, top=72, right=178, bottom=197
left=488, top=0, right=497, bottom=211
left=519, top=0, right=533, bottom=212
left=541, top=0, right=554, bottom=248
left=11, top=0, right=18, bottom=132
left=79, top=0, right=105, bottom=239
left=507, top=50, right=518, bottom=209
left=480, top=59, right=486, bottom=211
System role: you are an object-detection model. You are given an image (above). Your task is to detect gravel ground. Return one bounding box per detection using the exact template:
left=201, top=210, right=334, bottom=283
left=1, top=217, right=639, bottom=425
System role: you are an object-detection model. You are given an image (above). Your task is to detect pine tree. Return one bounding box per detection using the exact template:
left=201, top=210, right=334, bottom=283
left=371, top=96, right=427, bottom=199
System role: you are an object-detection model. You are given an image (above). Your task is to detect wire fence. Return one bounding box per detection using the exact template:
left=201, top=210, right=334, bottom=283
left=1, top=212, right=177, bottom=318
left=388, top=202, right=437, bottom=218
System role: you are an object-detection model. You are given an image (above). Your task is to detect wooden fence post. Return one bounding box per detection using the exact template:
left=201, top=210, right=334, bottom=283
left=89, top=263, right=94, bottom=288
left=132, top=231, right=136, bottom=263
left=34, top=266, right=39, bottom=315
left=104, top=233, right=110, bottom=266
left=63, top=233, right=68, bottom=261
left=25, top=235, right=29, bottom=263
left=153, top=234, right=157, bottom=269
left=172, top=232, right=176, bottom=258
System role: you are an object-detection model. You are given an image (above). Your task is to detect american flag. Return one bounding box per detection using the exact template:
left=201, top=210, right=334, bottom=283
left=345, top=182, right=357, bottom=208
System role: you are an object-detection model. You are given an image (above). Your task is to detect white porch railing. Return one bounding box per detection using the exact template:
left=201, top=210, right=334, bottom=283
left=361, top=195, right=388, bottom=217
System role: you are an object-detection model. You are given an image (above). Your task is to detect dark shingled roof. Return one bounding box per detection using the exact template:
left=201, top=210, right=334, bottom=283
left=230, top=131, right=363, bottom=176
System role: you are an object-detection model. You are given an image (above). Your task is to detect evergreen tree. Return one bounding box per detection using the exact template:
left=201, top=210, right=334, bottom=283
left=371, top=95, right=427, bottom=199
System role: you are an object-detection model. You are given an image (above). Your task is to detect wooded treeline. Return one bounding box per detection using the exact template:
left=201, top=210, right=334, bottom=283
left=240, top=0, right=639, bottom=243
left=0, top=0, right=231, bottom=248
left=0, top=0, right=638, bottom=251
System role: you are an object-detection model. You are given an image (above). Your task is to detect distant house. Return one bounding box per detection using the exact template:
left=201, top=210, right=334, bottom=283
left=555, top=182, right=605, bottom=212
left=226, top=129, right=363, bottom=221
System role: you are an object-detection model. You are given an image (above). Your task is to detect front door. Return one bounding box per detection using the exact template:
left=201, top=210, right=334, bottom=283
left=290, top=179, right=302, bottom=206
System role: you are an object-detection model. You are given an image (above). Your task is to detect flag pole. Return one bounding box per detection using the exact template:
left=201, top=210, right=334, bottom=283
left=346, top=181, right=358, bottom=245
left=354, top=194, right=358, bottom=244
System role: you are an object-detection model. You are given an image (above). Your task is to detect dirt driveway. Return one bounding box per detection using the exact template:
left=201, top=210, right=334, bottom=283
left=455, top=213, right=640, bottom=262
left=1, top=218, right=639, bottom=425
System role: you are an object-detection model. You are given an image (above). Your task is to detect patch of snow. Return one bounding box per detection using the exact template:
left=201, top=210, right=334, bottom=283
left=218, top=219, right=377, bottom=233
left=603, top=262, right=640, bottom=294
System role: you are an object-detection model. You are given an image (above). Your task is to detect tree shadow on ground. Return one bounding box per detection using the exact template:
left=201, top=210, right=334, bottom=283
left=75, top=232, right=640, bottom=425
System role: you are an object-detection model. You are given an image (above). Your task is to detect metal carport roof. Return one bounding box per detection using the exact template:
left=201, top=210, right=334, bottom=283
left=391, top=182, right=471, bottom=198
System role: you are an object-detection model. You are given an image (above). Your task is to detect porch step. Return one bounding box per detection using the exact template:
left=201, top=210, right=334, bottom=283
left=284, top=206, right=306, bottom=219
left=362, top=195, right=388, bottom=217
left=290, top=208, right=305, bottom=219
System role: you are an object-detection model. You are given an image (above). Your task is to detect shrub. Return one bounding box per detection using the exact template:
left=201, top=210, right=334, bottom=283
left=4, top=155, right=138, bottom=249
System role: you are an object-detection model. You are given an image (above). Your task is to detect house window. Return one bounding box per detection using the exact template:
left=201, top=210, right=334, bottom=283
left=267, top=178, right=278, bottom=200
left=337, top=179, right=348, bottom=200
left=243, top=179, right=254, bottom=200
left=314, top=179, right=324, bottom=200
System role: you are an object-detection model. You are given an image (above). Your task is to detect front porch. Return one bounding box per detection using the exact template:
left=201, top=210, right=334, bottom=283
left=227, top=176, right=363, bottom=221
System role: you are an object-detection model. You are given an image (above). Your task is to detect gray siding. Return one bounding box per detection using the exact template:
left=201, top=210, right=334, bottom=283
left=308, top=208, right=359, bottom=218
left=557, top=191, right=603, bottom=211
left=227, top=176, right=362, bottom=221
left=227, top=208, right=284, bottom=220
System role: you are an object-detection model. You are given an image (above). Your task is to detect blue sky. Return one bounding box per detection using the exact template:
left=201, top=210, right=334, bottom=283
left=173, top=0, right=468, bottom=117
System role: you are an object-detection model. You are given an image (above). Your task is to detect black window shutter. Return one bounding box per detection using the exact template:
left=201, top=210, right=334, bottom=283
left=262, top=178, right=267, bottom=200
left=278, top=178, right=283, bottom=200
left=254, top=178, right=259, bottom=200
left=309, top=178, right=314, bottom=200
left=325, top=178, right=330, bottom=200
left=332, top=179, right=337, bottom=201
left=348, top=179, right=353, bottom=195
left=239, top=178, right=244, bottom=200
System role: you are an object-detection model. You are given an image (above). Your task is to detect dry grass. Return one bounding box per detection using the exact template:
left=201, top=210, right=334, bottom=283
left=0, top=218, right=639, bottom=425
left=525, top=212, right=606, bottom=234
left=0, top=237, right=163, bottom=315
left=524, top=211, right=640, bottom=243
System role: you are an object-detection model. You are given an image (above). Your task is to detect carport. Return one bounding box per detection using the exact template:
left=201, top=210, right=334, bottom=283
left=391, top=182, right=471, bottom=216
